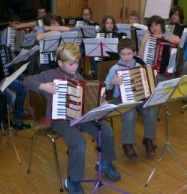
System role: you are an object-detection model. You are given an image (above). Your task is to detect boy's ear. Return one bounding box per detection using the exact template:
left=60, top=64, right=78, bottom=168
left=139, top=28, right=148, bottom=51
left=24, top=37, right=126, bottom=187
left=133, top=51, right=136, bottom=56
left=57, top=60, right=63, bottom=67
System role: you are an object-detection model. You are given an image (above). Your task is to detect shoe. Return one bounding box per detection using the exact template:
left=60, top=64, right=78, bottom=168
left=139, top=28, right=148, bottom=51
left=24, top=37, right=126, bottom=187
left=95, top=162, right=121, bottom=181
left=142, top=138, right=156, bottom=156
left=64, top=178, right=84, bottom=194
left=122, top=144, right=138, bottom=160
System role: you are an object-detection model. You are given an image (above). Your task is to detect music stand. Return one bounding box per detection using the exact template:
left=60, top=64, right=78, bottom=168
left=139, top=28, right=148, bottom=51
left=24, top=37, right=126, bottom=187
left=70, top=101, right=142, bottom=194
left=71, top=25, right=96, bottom=39
left=83, top=38, right=118, bottom=58
left=143, top=75, right=187, bottom=186
left=21, top=32, right=37, bottom=48
left=61, top=31, right=78, bottom=44
left=0, top=62, right=29, bottom=164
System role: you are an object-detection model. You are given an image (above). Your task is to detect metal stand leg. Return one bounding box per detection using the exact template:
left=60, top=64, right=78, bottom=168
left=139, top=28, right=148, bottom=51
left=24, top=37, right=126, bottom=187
left=145, top=103, right=187, bottom=187
left=3, top=105, right=21, bottom=164
left=81, top=121, right=128, bottom=194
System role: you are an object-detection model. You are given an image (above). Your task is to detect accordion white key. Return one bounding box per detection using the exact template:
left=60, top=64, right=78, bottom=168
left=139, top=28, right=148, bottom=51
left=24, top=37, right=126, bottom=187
left=52, top=79, right=106, bottom=119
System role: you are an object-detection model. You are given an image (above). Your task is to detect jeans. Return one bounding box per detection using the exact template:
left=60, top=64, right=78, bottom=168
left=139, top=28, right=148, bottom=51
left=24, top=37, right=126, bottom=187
left=3, top=79, right=27, bottom=107
left=113, top=96, right=157, bottom=144
left=51, top=120, right=116, bottom=180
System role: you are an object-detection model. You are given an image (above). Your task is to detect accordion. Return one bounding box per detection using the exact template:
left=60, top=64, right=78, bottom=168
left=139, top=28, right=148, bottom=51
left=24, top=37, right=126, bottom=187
left=0, top=44, right=13, bottom=79
left=14, top=28, right=32, bottom=52
left=165, top=24, right=186, bottom=38
left=52, top=79, right=106, bottom=119
left=7, top=27, right=16, bottom=52
left=117, top=66, right=156, bottom=102
left=143, top=37, right=178, bottom=76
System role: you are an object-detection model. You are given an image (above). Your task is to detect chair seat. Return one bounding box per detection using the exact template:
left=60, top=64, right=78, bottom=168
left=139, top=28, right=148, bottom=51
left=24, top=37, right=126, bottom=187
left=35, top=123, right=56, bottom=134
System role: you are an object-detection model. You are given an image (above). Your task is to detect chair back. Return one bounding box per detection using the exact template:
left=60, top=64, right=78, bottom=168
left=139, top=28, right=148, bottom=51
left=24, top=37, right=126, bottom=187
left=97, top=60, right=118, bottom=101
left=28, top=90, right=47, bottom=123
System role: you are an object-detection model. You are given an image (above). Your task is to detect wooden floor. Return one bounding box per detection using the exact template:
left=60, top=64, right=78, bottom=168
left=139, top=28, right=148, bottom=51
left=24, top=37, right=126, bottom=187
left=1, top=60, right=187, bottom=194
left=1, top=100, right=187, bottom=194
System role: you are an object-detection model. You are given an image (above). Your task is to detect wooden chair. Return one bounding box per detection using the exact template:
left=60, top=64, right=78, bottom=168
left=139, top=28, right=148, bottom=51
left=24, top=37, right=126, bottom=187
left=26, top=90, right=63, bottom=192
left=97, top=60, right=118, bottom=128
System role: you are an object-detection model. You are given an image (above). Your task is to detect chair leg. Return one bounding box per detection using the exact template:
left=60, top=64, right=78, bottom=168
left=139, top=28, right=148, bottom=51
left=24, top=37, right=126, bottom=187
left=179, top=100, right=184, bottom=113
left=27, top=133, right=39, bottom=173
left=50, top=136, right=63, bottom=192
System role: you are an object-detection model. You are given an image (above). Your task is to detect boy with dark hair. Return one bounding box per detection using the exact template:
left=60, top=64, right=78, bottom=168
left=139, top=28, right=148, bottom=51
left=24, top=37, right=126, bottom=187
left=105, top=38, right=157, bottom=160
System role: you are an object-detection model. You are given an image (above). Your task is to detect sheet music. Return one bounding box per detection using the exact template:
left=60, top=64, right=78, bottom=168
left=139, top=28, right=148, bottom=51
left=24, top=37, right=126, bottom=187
left=70, top=101, right=142, bottom=126
left=42, top=32, right=62, bottom=53
left=84, top=38, right=118, bottom=57
left=117, top=24, right=131, bottom=38
left=167, top=48, right=177, bottom=73
left=102, top=38, right=118, bottom=57
left=143, top=78, right=180, bottom=108
left=61, top=31, right=78, bottom=43
left=5, top=45, right=40, bottom=68
left=170, top=75, right=187, bottom=100
left=83, top=38, right=102, bottom=57
left=71, top=26, right=96, bottom=38
left=21, top=32, right=37, bottom=47
left=0, top=62, right=28, bottom=92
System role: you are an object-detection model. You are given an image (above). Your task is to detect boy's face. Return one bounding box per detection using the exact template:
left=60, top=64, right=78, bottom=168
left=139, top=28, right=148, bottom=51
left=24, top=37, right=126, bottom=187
left=171, top=11, right=181, bottom=24
left=119, top=48, right=135, bottom=64
left=38, top=9, right=46, bottom=18
left=9, top=21, right=20, bottom=28
left=105, top=18, right=114, bottom=32
left=129, top=16, right=139, bottom=24
left=58, top=60, right=79, bottom=75
left=150, top=22, right=162, bottom=34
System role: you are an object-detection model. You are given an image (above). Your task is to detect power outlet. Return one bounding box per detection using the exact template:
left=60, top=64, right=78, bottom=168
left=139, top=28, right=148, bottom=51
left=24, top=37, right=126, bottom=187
left=69, top=20, right=75, bottom=24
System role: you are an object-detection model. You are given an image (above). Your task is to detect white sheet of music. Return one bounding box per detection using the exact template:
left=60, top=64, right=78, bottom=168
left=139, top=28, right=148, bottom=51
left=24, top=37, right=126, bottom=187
left=61, top=31, right=78, bottom=43
left=117, top=24, right=131, bottom=38
left=102, top=38, right=118, bottom=57
left=6, top=45, right=40, bottom=68
left=0, top=62, right=28, bottom=92
left=42, top=32, right=62, bottom=53
left=143, top=78, right=180, bottom=108
left=144, top=0, right=172, bottom=19
left=22, top=31, right=37, bottom=47
left=83, top=38, right=102, bottom=57
left=71, top=26, right=96, bottom=38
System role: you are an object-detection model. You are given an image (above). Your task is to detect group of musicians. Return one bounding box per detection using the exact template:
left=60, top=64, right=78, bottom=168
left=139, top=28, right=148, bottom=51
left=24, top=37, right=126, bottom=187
left=0, top=4, right=187, bottom=194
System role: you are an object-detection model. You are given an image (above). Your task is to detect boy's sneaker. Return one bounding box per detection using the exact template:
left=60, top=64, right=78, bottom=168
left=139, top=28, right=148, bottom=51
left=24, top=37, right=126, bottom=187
left=95, top=162, right=121, bottom=181
left=64, top=178, right=84, bottom=194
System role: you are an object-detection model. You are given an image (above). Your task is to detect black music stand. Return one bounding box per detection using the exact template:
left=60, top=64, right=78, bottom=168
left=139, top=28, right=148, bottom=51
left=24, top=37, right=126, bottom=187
left=0, top=62, right=29, bottom=164
left=21, top=32, right=37, bottom=48
left=61, top=31, right=78, bottom=44
left=41, top=33, right=62, bottom=54
left=71, top=25, right=96, bottom=39
left=70, top=101, right=142, bottom=194
left=143, top=75, right=187, bottom=186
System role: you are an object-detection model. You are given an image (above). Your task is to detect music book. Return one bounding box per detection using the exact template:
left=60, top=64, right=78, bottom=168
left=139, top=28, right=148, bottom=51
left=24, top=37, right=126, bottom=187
left=6, top=45, right=40, bottom=68
left=70, top=101, right=142, bottom=126
left=0, top=62, right=29, bottom=92
left=61, top=31, right=78, bottom=44
left=143, top=75, right=187, bottom=108
left=70, top=26, right=96, bottom=38
left=21, top=31, right=37, bottom=48
left=83, top=38, right=118, bottom=57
